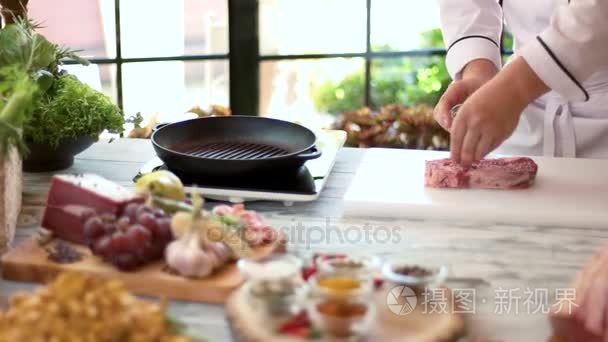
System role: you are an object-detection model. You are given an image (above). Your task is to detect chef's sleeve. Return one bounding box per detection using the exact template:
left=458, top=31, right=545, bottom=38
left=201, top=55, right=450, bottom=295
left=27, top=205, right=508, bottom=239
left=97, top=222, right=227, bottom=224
left=519, top=0, right=608, bottom=102
left=438, top=0, right=503, bottom=80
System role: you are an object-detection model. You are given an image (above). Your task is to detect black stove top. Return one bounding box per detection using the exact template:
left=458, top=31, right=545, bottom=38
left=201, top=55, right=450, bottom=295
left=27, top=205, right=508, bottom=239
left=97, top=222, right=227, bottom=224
left=134, top=162, right=322, bottom=195
left=133, top=129, right=346, bottom=202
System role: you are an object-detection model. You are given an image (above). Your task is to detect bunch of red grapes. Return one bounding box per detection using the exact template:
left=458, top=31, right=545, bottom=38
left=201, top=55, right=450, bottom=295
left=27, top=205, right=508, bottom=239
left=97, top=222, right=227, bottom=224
left=83, top=203, right=173, bottom=270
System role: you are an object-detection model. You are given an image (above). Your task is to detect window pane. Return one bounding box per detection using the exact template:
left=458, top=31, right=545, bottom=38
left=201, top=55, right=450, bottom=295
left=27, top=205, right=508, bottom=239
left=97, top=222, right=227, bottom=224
left=28, top=0, right=116, bottom=58
left=260, top=58, right=364, bottom=126
left=259, top=0, right=367, bottom=55
left=371, top=56, right=449, bottom=107
left=120, top=0, right=228, bottom=58
left=371, top=0, right=443, bottom=51
left=122, top=61, right=229, bottom=122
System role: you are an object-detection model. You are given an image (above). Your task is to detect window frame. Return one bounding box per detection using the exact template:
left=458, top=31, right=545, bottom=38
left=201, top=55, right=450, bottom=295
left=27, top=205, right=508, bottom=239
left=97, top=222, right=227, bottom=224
left=11, top=0, right=512, bottom=115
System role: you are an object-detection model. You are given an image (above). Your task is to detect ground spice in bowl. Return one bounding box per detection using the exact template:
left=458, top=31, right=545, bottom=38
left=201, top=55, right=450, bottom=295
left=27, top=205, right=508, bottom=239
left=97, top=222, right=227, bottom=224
left=309, top=299, right=373, bottom=338
left=316, top=301, right=367, bottom=317
left=393, top=265, right=433, bottom=278
left=317, top=276, right=361, bottom=291
left=381, top=262, right=448, bottom=295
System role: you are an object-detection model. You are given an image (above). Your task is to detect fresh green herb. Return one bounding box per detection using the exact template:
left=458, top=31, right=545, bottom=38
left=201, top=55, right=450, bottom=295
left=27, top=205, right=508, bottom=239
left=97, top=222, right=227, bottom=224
left=0, top=65, right=39, bottom=156
left=51, top=45, right=90, bottom=72
left=308, top=328, right=322, bottom=339
left=0, top=18, right=56, bottom=73
left=166, top=315, right=208, bottom=342
left=24, top=74, right=124, bottom=147
left=0, top=18, right=87, bottom=75
left=213, top=214, right=246, bottom=230
left=126, top=112, right=144, bottom=128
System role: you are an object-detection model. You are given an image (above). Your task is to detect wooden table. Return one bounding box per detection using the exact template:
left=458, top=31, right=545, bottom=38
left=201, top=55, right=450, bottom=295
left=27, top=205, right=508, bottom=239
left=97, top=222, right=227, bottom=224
left=2, top=138, right=605, bottom=341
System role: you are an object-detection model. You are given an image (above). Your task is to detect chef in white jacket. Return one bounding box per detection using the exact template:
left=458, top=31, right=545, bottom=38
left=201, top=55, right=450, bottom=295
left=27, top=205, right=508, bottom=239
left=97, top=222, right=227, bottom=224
left=434, top=0, right=608, bottom=167
left=436, top=2, right=608, bottom=338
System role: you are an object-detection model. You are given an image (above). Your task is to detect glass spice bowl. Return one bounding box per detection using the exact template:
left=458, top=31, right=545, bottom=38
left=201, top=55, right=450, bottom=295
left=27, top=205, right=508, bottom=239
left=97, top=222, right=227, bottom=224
left=237, top=255, right=304, bottom=316
left=380, top=260, right=448, bottom=295
left=306, top=296, right=375, bottom=339
left=306, top=273, right=375, bottom=338
left=315, top=254, right=382, bottom=281
left=307, top=271, right=376, bottom=303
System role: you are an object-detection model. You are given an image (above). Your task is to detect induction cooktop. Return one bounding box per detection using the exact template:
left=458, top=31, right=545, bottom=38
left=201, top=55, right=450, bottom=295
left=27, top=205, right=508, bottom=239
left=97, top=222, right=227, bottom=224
left=134, top=130, right=346, bottom=205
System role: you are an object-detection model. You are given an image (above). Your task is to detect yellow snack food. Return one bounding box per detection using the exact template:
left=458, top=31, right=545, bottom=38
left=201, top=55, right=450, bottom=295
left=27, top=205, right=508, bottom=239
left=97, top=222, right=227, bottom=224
left=0, top=272, right=193, bottom=342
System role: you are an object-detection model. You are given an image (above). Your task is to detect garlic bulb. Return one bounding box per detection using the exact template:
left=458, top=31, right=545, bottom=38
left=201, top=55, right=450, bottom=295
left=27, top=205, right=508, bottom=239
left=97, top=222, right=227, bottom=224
left=170, top=212, right=192, bottom=238
left=165, top=233, right=213, bottom=278
left=165, top=189, right=214, bottom=278
left=202, top=238, right=232, bottom=265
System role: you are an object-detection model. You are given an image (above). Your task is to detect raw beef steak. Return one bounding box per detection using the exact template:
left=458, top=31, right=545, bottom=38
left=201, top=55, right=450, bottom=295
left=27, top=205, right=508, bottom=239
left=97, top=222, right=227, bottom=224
left=425, top=157, right=538, bottom=189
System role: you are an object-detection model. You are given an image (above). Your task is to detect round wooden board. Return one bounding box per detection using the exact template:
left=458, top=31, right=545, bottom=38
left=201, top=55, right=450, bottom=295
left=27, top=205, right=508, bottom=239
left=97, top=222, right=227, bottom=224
left=226, top=283, right=466, bottom=342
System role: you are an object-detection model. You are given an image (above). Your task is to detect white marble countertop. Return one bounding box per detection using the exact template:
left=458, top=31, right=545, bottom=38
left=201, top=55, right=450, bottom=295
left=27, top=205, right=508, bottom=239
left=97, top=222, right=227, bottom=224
left=2, top=138, right=603, bottom=341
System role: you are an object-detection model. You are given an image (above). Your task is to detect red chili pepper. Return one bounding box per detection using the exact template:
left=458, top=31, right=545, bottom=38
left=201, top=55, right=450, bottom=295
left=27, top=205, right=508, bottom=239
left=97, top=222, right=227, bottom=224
left=284, top=326, right=310, bottom=338
left=278, top=311, right=310, bottom=333
left=373, top=275, right=384, bottom=289
left=301, top=266, right=317, bottom=281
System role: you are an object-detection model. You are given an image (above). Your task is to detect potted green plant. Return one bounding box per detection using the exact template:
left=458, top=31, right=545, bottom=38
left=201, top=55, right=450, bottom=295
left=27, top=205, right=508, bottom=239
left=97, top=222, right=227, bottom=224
left=22, top=69, right=125, bottom=171
left=0, top=18, right=124, bottom=172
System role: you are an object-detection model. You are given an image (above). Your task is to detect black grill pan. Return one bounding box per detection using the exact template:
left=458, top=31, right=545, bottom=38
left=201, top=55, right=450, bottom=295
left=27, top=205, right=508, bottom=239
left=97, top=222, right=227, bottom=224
left=151, top=116, right=321, bottom=176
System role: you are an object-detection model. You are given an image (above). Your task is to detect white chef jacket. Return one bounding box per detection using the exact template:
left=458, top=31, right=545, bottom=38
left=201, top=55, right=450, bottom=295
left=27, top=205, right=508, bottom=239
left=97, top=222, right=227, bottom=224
left=438, top=0, right=608, bottom=158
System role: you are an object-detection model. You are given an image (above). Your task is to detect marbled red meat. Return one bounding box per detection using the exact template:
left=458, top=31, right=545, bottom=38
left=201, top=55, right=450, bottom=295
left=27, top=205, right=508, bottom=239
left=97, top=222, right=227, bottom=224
left=425, top=157, right=538, bottom=189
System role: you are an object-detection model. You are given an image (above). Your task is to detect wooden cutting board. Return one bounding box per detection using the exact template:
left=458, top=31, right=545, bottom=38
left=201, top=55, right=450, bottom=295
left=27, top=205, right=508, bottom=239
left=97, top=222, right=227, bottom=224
left=226, top=283, right=466, bottom=341
left=343, top=148, right=608, bottom=228
left=1, top=237, right=283, bottom=304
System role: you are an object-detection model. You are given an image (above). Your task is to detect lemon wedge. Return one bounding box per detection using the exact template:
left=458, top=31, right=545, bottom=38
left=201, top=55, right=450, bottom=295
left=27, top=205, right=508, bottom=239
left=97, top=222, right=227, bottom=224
left=135, top=170, right=185, bottom=200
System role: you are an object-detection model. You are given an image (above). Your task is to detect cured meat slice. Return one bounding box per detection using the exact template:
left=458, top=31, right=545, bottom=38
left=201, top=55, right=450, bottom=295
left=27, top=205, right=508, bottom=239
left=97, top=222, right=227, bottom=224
left=425, top=157, right=538, bottom=189
left=45, top=174, right=141, bottom=212
left=41, top=205, right=96, bottom=244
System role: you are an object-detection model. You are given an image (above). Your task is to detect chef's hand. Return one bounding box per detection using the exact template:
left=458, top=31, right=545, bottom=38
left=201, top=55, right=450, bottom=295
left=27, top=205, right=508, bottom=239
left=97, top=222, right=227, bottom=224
left=450, top=57, right=550, bottom=166
left=572, top=247, right=608, bottom=340
left=550, top=247, right=608, bottom=342
left=434, top=59, right=497, bottom=131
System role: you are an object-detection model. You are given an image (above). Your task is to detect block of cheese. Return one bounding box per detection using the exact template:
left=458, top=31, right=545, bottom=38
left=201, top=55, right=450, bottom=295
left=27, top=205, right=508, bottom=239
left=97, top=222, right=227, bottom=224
left=42, top=174, right=143, bottom=244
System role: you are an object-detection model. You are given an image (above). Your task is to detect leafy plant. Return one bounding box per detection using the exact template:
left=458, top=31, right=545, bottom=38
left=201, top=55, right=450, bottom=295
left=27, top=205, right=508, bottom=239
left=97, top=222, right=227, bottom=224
left=0, top=18, right=87, bottom=74
left=0, top=65, right=39, bottom=156
left=0, top=19, right=55, bottom=73
left=0, top=17, right=124, bottom=149
left=25, top=74, right=124, bottom=147
left=312, top=72, right=365, bottom=115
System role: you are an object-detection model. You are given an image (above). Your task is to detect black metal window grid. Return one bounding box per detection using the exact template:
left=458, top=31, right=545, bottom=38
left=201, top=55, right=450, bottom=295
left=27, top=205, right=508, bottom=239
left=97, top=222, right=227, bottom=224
left=52, top=0, right=512, bottom=115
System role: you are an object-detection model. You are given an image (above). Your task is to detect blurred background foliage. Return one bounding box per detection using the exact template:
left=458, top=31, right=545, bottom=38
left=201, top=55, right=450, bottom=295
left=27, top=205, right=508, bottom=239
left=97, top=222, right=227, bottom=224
left=312, top=29, right=514, bottom=115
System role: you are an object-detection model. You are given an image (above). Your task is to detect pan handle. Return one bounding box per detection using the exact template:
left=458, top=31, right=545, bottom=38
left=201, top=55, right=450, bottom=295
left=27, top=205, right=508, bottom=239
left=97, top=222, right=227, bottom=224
left=152, top=123, right=170, bottom=133
left=293, top=146, right=322, bottom=161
